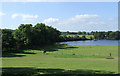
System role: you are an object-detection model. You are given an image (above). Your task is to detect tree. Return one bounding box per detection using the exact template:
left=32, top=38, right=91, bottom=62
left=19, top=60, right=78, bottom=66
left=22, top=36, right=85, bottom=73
left=33, top=23, right=60, bottom=45
left=78, top=31, right=82, bottom=35
left=109, top=32, right=115, bottom=40
left=81, top=35, right=86, bottom=40
left=82, top=31, right=86, bottom=35
left=2, top=29, right=16, bottom=52
left=13, top=24, right=34, bottom=49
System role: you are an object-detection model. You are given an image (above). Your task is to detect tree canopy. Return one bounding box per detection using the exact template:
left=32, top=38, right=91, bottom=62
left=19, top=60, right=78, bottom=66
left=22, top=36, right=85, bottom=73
left=2, top=23, right=61, bottom=52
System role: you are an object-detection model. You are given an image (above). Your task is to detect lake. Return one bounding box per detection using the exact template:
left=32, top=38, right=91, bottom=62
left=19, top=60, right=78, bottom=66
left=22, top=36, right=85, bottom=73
left=62, top=40, right=119, bottom=46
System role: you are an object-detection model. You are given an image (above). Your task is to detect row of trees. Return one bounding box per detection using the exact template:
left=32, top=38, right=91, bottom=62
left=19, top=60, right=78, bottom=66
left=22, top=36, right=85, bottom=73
left=93, top=31, right=120, bottom=40
left=59, top=35, right=88, bottom=42
left=61, top=31, right=88, bottom=35
left=61, top=31, right=120, bottom=40
left=2, top=23, right=60, bottom=52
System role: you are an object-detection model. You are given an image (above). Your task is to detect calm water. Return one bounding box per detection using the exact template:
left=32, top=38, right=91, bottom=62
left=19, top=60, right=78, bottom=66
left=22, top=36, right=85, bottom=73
left=62, top=40, right=119, bottom=46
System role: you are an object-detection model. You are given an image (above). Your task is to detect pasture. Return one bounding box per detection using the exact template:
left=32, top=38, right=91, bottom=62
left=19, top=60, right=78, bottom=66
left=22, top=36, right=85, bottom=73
left=2, top=43, right=118, bottom=75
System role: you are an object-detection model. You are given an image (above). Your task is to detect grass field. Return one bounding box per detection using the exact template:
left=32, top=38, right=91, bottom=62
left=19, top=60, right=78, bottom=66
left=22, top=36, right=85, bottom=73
left=2, top=43, right=118, bottom=75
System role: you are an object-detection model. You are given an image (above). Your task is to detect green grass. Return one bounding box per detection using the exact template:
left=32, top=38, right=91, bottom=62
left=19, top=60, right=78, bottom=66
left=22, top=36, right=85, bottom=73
left=2, top=43, right=118, bottom=75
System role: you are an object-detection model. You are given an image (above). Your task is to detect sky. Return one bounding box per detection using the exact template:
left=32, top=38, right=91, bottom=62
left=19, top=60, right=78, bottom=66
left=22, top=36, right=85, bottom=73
left=0, top=2, right=118, bottom=32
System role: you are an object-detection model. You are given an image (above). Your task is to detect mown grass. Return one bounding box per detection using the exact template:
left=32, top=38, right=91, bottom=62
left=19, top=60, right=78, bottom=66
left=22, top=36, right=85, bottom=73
left=2, top=43, right=118, bottom=75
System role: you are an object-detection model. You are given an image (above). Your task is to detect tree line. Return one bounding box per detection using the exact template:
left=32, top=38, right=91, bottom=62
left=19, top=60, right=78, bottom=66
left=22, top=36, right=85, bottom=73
left=1, top=23, right=120, bottom=53
left=2, top=23, right=60, bottom=52
left=61, top=31, right=120, bottom=40
left=91, top=31, right=120, bottom=40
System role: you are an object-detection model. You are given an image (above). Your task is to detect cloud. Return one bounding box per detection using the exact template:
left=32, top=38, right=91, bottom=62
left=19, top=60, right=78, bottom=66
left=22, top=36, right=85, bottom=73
left=43, top=14, right=99, bottom=25
left=43, top=18, right=59, bottom=24
left=43, top=14, right=112, bottom=32
left=11, top=14, right=18, bottom=19
left=57, top=14, right=100, bottom=26
left=11, top=13, right=39, bottom=21
left=21, top=14, right=39, bottom=21
left=69, top=14, right=100, bottom=22
left=73, top=14, right=99, bottom=19
left=0, top=12, right=5, bottom=16
left=86, top=21, right=105, bottom=25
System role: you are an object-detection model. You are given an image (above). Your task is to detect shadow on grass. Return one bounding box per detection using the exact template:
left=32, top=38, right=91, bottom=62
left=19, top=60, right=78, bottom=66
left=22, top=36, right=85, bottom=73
left=2, top=51, right=36, bottom=57
left=37, top=43, right=79, bottom=52
left=2, top=53, right=26, bottom=57
left=2, top=67, right=117, bottom=76
left=2, top=43, right=78, bottom=57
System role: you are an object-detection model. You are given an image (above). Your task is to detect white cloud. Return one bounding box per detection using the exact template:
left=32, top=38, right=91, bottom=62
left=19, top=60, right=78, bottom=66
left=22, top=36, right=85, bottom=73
left=43, top=14, right=112, bottom=32
left=11, top=14, right=18, bottom=19
left=73, top=14, right=99, bottom=19
left=55, top=14, right=100, bottom=26
left=43, top=18, right=59, bottom=24
left=64, top=14, right=100, bottom=24
left=43, top=14, right=99, bottom=25
left=0, top=12, right=5, bottom=16
left=86, top=21, right=105, bottom=25
left=21, top=14, right=39, bottom=21
left=11, top=13, right=39, bottom=21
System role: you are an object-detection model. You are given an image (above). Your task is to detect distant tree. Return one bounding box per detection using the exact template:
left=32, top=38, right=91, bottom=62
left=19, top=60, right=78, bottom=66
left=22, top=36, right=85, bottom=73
left=82, top=31, right=86, bottom=35
left=87, top=32, right=90, bottom=35
left=78, top=31, right=82, bottom=35
left=74, top=35, right=79, bottom=38
left=67, top=31, right=70, bottom=34
left=91, top=31, right=95, bottom=35
left=114, top=31, right=119, bottom=40
left=109, top=32, right=115, bottom=40
left=81, top=35, right=86, bottom=40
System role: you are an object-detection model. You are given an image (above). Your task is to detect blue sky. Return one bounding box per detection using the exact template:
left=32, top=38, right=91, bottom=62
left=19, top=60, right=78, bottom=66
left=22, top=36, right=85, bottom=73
left=0, top=2, right=118, bottom=32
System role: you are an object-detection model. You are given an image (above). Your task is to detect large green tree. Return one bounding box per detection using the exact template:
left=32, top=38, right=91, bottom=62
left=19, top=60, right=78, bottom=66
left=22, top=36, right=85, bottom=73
left=13, top=24, right=34, bottom=49
left=33, top=23, right=60, bottom=45
left=2, top=29, right=16, bottom=52
left=13, top=23, right=60, bottom=49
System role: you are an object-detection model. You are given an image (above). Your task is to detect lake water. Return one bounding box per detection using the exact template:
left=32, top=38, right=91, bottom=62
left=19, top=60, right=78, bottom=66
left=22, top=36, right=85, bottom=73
left=62, top=40, right=119, bottom=46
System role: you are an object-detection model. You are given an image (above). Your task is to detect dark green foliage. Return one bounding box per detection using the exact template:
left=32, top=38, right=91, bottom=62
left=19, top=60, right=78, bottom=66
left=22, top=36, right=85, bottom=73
left=2, top=29, right=16, bottom=52
left=13, top=24, right=34, bottom=49
left=2, top=23, right=60, bottom=52
left=33, top=23, right=60, bottom=45
left=82, top=31, right=86, bottom=35
left=81, top=35, right=86, bottom=40
left=93, top=31, right=120, bottom=40
left=59, top=35, right=88, bottom=42
left=60, top=31, right=120, bottom=41
left=78, top=31, right=82, bottom=35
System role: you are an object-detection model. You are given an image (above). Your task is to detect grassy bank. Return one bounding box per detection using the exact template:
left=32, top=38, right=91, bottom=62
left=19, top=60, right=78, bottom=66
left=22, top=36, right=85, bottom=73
left=2, top=43, right=118, bottom=75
